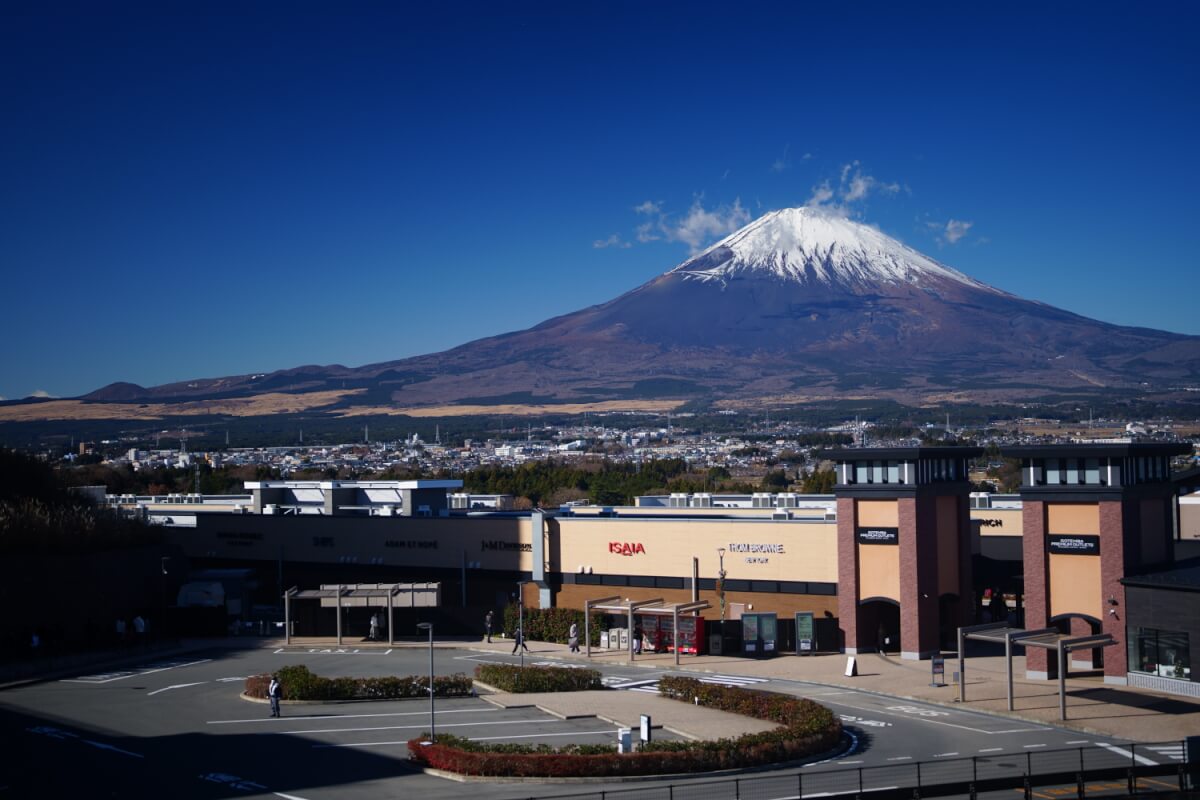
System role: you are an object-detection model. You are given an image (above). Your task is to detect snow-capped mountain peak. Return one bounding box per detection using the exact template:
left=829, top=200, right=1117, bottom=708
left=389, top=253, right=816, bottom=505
left=669, top=206, right=990, bottom=291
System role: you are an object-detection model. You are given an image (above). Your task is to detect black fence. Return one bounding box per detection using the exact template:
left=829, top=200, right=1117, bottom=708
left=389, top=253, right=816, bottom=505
left=523, top=741, right=1194, bottom=800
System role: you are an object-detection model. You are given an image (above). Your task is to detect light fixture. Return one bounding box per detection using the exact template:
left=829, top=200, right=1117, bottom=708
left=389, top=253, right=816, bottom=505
left=1107, top=595, right=1119, bottom=606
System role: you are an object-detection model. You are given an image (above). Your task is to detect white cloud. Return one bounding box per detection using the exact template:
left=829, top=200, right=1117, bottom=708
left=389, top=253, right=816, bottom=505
left=624, top=197, right=751, bottom=253
left=593, top=233, right=630, bottom=249
left=659, top=197, right=751, bottom=254
left=30, top=389, right=54, bottom=398
left=770, top=143, right=792, bottom=173
left=942, top=219, right=973, bottom=244
left=0, top=395, right=6, bottom=401
left=635, top=222, right=660, bottom=243
left=801, top=152, right=813, bottom=160
left=925, top=218, right=975, bottom=246
left=806, top=180, right=835, bottom=207
left=805, top=162, right=899, bottom=213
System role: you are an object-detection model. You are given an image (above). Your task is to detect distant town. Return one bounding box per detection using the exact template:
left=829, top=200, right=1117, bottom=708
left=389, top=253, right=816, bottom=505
left=46, top=412, right=1200, bottom=503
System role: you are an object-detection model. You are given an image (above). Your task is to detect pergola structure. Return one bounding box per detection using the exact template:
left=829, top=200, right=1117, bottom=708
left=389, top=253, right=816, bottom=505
left=958, top=621, right=1116, bottom=720
left=584, top=596, right=712, bottom=665
left=283, top=582, right=440, bottom=646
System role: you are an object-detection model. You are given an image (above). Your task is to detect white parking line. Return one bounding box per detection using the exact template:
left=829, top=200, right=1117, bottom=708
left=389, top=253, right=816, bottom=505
left=147, top=682, right=205, bottom=696
left=469, top=729, right=616, bottom=742
left=207, top=707, right=498, bottom=725
left=276, top=718, right=565, bottom=735
left=978, top=747, right=1002, bottom=753
left=886, top=756, right=912, bottom=761
left=933, top=752, right=958, bottom=757
left=803, top=787, right=898, bottom=797
left=62, top=658, right=212, bottom=684
left=1066, top=739, right=1089, bottom=745
left=1097, top=743, right=1157, bottom=766
left=1023, top=743, right=1046, bottom=749
left=815, top=697, right=1046, bottom=735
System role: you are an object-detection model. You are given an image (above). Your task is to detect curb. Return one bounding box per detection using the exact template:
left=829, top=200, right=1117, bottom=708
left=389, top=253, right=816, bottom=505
left=414, top=731, right=852, bottom=784
left=480, top=648, right=1148, bottom=737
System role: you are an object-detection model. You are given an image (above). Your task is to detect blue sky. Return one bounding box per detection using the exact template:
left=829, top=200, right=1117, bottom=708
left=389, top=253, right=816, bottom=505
left=2, top=1, right=1197, bottom=400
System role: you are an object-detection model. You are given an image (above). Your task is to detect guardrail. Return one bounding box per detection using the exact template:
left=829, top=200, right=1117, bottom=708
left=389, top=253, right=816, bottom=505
left=524, top=741, right=1194, bottom=800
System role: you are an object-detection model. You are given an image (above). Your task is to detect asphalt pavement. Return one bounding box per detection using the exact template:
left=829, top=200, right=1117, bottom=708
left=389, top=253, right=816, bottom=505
left=0, top=640, right=1189, bottom=800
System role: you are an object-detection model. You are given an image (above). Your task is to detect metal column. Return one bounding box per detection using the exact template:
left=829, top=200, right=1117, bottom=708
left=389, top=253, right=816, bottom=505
left=336, top=585, right=343, bottom=646
left=387, top=587, right=395, bottom=646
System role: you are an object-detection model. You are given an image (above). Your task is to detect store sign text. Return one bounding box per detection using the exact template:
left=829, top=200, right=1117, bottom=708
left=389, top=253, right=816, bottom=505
left=856, top=527, right=899, bottom=545
left=609, top=542, right=646, bottom=556
left=482, top=540, right=532, bottom=552
left=1047, top=534, right=1100, bottom=555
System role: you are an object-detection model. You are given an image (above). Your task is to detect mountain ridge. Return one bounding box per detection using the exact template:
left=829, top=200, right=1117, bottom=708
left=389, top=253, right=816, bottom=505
left=68, top=207, right=1200, bottom=414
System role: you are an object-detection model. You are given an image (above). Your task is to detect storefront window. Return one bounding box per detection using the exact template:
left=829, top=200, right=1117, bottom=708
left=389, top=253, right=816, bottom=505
left=1128, top=626, right=1191, bottom=680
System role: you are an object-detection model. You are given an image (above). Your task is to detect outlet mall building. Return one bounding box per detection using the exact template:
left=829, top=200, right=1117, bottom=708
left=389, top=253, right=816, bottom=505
left=137, top=443, right=1200, bottom=698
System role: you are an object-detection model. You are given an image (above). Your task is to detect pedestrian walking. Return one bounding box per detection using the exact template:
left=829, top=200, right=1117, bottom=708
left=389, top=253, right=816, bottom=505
left=511, top=626, right=529, bottom=654
left=485, top=610, right=494, bottom=643
left=115, top=617, right=126, bottom=645
left=632, top=625, right=643, bottom=655
left=568, top=622, right=579, bottom=653
left=369, top=612, right=379, bottom=641
left=133, top=615, right=146, bottom=642
left=268, top=674, right=283, bottom=718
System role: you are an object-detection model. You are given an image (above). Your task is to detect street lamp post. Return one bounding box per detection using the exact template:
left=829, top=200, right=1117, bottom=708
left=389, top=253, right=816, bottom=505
left=716, top=548, right=727, bottom=622
left=516, top=580, right=525, bottom=668
left=160, top=556, right=171, bottom=639
left=416, top=622, right=435, bottom=741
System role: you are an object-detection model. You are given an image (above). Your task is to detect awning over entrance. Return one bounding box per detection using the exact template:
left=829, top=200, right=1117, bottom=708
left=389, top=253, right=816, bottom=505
left=584, top=596, right=711, bottom=665
left=958, top=621, right=1117, bottom=720
left=283, top=582, right=440, bottom=646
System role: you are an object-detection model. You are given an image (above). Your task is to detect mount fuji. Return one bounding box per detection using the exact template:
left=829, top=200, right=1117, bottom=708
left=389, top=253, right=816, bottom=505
left=83, top=206, right=1200, bottom=411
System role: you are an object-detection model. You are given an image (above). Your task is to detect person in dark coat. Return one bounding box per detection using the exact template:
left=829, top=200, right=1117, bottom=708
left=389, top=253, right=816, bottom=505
left=511, top=626, right=529, bottom=654
left=268, top=674, right=283, bottom=718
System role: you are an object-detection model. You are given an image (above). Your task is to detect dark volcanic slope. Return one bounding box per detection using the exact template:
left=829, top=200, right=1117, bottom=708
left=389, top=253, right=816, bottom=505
left=83, top=208, right=1200, bottom=408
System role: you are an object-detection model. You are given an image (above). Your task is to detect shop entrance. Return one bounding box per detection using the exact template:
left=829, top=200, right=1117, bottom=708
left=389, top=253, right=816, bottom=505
left=939, top=593, right=960, bottom=649
left=859, top=598, right=900, bottom=654
left=1050, top=613, right=1104, bottom=670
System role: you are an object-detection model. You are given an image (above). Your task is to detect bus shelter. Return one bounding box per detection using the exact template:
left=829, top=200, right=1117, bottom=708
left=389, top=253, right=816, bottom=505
left=283, top=582, right=440, bottom=646
left=584, top=596, right=711, bottom=665
left=958, top=621, right=1116, bottom=720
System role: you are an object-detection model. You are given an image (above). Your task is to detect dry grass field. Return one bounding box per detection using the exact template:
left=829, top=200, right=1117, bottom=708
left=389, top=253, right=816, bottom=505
left=0, top=389, right=363, bottom=421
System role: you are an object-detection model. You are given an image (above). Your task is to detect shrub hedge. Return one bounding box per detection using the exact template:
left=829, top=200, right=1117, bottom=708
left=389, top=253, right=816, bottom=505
left=408, top=676, right=842, bottom=777
left=501, top=604, right=603, bottom=645
left=474, top=663, right=602, bottom=693
left=244, top=664, right=474, bottom=701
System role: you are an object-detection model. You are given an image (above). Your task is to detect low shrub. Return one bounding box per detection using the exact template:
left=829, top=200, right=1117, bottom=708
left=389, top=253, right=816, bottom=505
left=501, top=605, right=603, bottom=645
left=408, top=677, right=842, bottom=777
left=474, top=663, right=602, bottom=693
left=244, top=664, right=474, bottom=701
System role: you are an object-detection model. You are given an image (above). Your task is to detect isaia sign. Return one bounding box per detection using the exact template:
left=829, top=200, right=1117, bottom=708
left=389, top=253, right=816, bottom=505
left=609, top=542, right=646, bottom=556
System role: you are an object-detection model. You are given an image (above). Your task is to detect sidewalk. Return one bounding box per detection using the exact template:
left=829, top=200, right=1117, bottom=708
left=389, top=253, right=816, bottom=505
left=481, top=689, right=779, bottom=741
left=464, top=639, right=1200, bottom=742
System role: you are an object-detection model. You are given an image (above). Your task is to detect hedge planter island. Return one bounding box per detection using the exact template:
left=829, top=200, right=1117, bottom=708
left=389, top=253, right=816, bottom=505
left=409, top=676, right=843, bottom=779
left=244, top=665, right=474, bottom=702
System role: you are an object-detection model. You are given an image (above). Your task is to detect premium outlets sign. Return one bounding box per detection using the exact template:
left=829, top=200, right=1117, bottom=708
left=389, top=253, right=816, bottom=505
left=856, top=527, right=899, bottom=545
left=1047, top=534, right=1100, bottom=556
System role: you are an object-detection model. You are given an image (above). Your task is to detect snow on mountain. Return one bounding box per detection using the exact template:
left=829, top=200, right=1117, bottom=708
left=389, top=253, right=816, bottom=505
left=669, top=206, right=996, bottom=292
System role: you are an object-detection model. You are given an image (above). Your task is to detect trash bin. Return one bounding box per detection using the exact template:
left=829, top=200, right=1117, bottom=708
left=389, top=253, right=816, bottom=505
left=709, top=633, right=723, bottom=655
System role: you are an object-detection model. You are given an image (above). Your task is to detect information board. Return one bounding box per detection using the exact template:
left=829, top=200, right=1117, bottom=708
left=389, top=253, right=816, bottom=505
left=795, top=612, right=814, bottom=655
